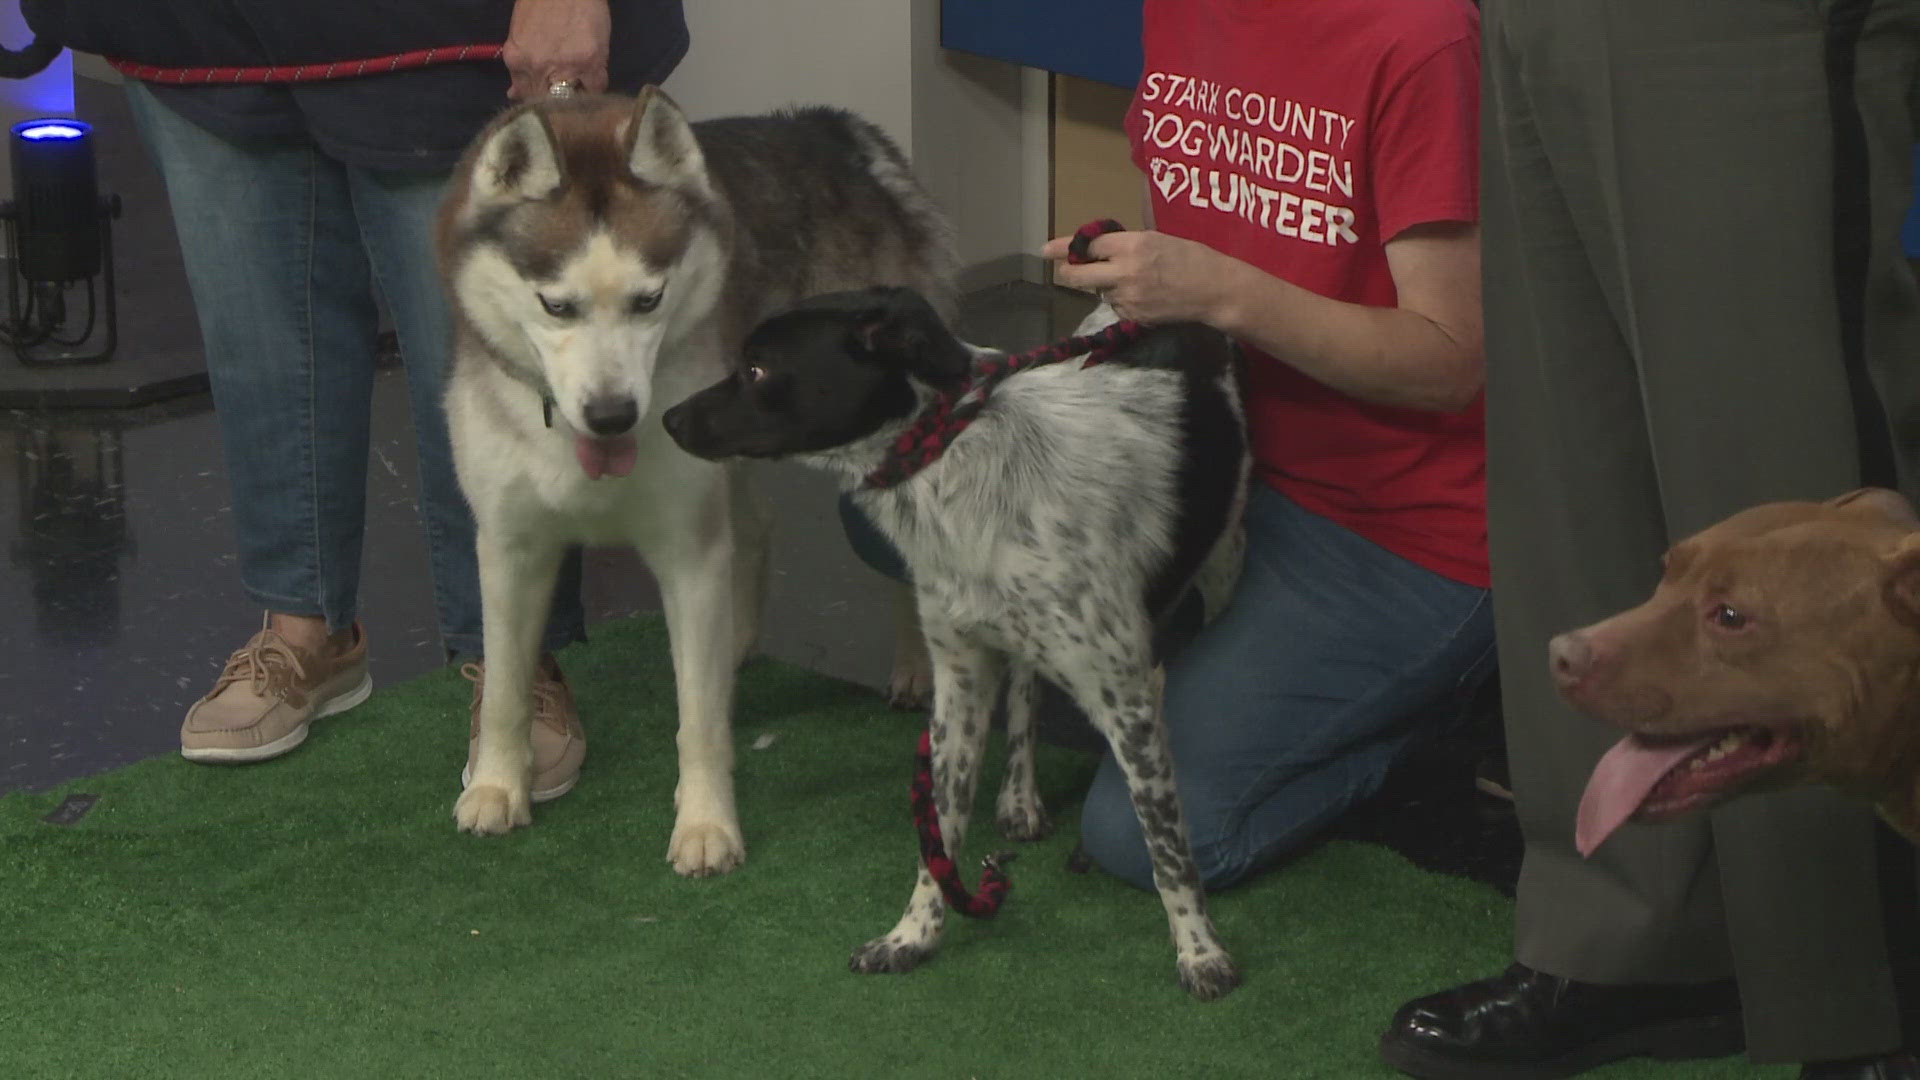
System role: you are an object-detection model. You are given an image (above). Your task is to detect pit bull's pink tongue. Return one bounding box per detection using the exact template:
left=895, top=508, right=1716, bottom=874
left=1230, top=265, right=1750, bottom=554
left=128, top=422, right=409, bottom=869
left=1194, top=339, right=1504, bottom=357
left=575, top=434, right=639, bottom=480
left=1575, top=734, right=1713, bottom=858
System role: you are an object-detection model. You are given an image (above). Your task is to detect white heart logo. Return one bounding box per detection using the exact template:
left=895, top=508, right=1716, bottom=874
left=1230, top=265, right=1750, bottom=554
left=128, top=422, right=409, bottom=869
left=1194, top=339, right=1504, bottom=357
left=1149, top=158, right=1189, bottom=204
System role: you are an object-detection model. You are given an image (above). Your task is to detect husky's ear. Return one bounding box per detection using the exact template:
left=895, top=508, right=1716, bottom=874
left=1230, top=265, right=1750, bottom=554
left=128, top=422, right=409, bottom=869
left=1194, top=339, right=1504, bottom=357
left=469, top=108, right=564, bottom=206
left=626, top=86, right=715, bottom=201
left=847, top=288, right=971, bottom=389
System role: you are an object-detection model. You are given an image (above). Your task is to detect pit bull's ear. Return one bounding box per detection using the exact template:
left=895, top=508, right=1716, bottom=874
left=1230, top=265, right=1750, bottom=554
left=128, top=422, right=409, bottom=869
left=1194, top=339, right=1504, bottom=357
left=469, top=107, right=563, bottom=207
left=626, top=85, right=715, bottom=203
left=1831, top=487, right=1920, bottom=527
left=848, top=287, right=971, bottom=389
left=1881, top=533, right=1920, bottom=632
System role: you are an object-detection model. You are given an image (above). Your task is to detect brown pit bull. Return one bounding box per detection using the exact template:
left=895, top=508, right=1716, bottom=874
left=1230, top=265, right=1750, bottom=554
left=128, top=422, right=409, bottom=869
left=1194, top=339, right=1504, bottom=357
left=1557, top=487, right=1920, bottom=856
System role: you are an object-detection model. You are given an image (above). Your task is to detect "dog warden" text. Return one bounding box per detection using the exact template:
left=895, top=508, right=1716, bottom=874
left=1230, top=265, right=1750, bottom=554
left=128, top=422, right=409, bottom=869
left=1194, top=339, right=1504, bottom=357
left=1136, top=70, right=1360, bottom=247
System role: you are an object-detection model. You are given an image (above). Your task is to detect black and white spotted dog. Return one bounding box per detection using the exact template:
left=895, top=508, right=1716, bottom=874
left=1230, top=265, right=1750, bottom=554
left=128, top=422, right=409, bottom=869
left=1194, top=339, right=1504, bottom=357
left=662, top=286, right=1250, bottom=999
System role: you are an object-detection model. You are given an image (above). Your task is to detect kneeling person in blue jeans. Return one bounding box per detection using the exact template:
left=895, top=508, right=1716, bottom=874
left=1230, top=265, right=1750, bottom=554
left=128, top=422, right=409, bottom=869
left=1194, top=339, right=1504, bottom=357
left=845, top=0, right=1495, bottom=892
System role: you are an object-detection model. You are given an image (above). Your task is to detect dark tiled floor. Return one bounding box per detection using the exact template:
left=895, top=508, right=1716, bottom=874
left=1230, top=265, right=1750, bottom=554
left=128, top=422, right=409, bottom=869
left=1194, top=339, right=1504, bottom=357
left=0, top=377, right=901, bottom=793
left=0, top=79, right=1522, bottom=899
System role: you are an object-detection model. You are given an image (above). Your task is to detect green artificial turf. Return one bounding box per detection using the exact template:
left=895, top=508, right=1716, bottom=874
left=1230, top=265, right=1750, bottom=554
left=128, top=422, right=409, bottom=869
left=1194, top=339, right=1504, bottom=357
left=1, top=616, right=1785, bottom=1079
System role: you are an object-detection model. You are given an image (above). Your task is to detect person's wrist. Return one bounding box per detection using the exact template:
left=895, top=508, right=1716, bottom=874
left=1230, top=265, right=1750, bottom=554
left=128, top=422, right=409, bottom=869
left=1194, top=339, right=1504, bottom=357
left=1199, top=253, right=1246, bottom=333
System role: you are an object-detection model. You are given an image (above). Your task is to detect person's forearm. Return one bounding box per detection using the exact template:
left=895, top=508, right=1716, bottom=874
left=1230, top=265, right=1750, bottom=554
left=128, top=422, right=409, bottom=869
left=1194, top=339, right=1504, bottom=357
left=1207, top=256, right=1482, bottom=413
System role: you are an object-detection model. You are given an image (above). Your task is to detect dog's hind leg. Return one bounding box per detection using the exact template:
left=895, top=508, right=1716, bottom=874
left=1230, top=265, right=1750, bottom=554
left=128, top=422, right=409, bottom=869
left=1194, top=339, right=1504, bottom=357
left=729, top=467, right=771, bottom=667
left=994, top=661, right=1052, bottom=841
left=455, top=523, right=564, bottom=835
left=651, top=505, right=747, bottom=878
left=851, top=618, right=1001, bottom=975
left=1064, top=655, right=1239, bottom=1000
left=887, top=583, right=934, bottom=710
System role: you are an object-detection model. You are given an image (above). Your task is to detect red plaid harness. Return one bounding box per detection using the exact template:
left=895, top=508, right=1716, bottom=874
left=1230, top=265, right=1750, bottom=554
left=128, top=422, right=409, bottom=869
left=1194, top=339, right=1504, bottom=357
left=863, top=219, right=1147, bottom=491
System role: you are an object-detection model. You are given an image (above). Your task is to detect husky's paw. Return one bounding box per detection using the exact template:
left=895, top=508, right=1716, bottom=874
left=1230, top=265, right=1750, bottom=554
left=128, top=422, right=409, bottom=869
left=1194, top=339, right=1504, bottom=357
left=1176, top=951, right=1241, bottom=1002
left=667, top=821, right=745, bottom=878
left=454, top=782, right=533, bottom=835
left=849, top=935, right=931, bottom=975
left=994, top=793, right=1053, bottom=842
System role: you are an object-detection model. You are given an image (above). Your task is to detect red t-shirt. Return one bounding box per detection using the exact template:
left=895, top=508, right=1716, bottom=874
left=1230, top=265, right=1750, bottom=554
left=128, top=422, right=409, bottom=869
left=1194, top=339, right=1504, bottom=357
left=1125, top=0, right=1487, bottom=587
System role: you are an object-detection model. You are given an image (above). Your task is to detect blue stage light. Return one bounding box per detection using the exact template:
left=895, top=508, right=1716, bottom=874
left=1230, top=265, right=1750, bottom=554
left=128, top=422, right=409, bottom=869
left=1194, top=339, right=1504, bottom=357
left=9, top=115, right=99, bottom=283
left=16, top=120, right=86, bottom=142
left=1, top=112, right=120, bottom=363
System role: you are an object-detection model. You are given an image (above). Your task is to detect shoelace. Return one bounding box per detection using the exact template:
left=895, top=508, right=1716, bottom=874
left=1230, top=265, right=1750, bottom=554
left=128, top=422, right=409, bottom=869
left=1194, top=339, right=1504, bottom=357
left=217, top=627, right=309, bottom=700
left=459, top=662, right=570, bottom=728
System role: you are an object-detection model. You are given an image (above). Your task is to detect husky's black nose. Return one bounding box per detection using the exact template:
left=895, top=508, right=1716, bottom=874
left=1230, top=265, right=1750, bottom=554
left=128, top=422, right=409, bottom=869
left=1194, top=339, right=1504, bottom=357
left=583, top=396, right=639, bottom=436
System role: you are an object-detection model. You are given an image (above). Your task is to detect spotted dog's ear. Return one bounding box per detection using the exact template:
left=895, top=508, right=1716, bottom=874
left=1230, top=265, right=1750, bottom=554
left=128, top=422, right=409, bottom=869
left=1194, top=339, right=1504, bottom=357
left=847, top=287, right=970, bottom=389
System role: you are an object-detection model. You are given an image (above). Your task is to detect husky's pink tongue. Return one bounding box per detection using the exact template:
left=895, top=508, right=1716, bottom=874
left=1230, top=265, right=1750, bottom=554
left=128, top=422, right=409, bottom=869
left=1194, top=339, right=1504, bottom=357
left=1576, top=734, right=1714, bottom=858
left=575, top=434, right=639, bottom=480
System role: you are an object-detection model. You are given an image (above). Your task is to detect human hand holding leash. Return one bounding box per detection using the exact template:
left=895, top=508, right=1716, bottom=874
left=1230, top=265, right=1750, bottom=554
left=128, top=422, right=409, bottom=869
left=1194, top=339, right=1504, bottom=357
left=504, top=0, right=611, bottom=99
left=1042, top=227, right=1240, bottom=326
left=1045, top=221, right=1483, bottom=412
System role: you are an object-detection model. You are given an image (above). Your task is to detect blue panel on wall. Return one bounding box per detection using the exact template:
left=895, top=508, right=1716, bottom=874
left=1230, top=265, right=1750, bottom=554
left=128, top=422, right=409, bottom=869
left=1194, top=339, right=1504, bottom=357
left=1905, top=145, right=1920, bottom=258
left=941, top=0, right=1143, bottom=89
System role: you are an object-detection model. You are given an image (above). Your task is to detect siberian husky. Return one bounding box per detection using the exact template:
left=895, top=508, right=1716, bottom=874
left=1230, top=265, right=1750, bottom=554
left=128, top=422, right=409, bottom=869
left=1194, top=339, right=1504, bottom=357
left=437, top=88, right=956, bottom=875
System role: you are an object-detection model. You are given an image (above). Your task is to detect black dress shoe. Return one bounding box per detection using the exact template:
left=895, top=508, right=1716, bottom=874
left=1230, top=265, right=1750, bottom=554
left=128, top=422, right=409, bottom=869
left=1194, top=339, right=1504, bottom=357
left=1377, top=962, right=1744, bottom=1079
left=1801, top=1052, right=1920, bottom=1079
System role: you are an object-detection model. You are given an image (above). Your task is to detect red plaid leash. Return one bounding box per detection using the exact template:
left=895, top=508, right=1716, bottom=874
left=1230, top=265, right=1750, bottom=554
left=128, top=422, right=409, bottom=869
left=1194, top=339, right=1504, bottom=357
left=863, top=218, right=1148, bottom=491
left=107, top=45, right=504, bottom=85
left=897, top=218, right=1139, bottom=918
left=911, top=728, right=1017, bottom=916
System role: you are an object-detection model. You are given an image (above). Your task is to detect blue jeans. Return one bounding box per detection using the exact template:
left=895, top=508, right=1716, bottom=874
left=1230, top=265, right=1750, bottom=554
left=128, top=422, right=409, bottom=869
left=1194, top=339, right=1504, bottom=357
left=125, top=82, right=585, bottom=659
left=1082, top=484, right=1495, bottom=891
left=841, top=483, right=1496, bottom=892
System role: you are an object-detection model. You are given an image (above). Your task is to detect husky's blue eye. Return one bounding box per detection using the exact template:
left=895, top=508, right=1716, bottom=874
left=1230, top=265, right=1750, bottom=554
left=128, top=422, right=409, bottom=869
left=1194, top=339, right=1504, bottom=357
left=539, top=294, right=578, bottom=319
left=630, top=289, right=663, bottom=314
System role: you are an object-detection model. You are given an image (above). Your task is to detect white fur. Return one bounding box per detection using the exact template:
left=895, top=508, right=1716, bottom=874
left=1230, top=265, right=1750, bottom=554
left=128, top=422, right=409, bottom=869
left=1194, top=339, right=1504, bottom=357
left=443, top=92, right=956, bottom=879
left=447, top=324, right=768, bottom=877
left=444, top=105, right=763, bottom=878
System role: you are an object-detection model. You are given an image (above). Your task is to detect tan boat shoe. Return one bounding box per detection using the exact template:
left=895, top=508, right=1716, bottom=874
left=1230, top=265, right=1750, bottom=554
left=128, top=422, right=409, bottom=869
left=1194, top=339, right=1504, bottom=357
left=181, top=614, right=372, bottom=763
left=459, top=657, right=585, bottom=803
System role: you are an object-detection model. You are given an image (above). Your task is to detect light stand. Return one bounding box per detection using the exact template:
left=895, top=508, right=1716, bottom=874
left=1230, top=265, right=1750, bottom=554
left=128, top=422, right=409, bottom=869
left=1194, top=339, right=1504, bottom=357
left=0, top=117, right=121, bottom=366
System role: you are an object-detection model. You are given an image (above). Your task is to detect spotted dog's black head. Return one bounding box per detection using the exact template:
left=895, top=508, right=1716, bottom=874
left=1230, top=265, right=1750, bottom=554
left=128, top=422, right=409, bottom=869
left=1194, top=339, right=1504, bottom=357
left=662, top=286, right=971, bottom=461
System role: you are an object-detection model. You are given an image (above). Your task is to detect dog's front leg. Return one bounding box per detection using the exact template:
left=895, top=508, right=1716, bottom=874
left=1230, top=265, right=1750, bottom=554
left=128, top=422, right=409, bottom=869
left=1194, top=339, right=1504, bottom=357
left=851, top=618, right=1001, bottom=975
left=653, top=512, right=746, bottom=878
left=887, top=582, right=934, bottom=709
left=455, top=523, right=563, bottom=835
left=994, top=661, right=1051, bottom=840
left=1075, top=663, right=1240, bottom=1001
left=728, top=466, right=772, bottom=668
